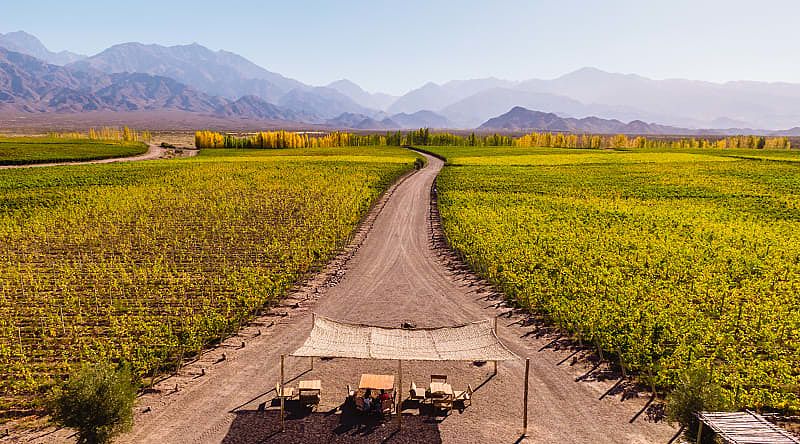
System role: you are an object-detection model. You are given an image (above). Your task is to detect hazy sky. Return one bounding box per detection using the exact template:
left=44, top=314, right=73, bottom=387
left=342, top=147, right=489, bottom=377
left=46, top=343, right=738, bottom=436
left=3, top=0, right=798, bottom=95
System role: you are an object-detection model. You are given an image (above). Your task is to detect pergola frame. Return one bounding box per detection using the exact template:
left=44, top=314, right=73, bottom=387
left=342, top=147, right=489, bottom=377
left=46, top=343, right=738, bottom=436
left=695, top=410, right=800, bottom=444
left=278, top=314, right=529, bottom=434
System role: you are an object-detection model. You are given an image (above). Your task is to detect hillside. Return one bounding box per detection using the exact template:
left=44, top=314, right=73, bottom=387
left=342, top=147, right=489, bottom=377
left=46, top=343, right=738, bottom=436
left=69, top=42, right=372, bottom=119
left=0, top=48, right=298, bottom=122
left=479, top=106, right=687, bottom=134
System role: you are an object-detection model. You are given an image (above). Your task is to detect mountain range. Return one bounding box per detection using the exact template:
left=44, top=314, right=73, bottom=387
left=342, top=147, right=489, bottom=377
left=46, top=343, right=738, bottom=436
left=0, top=47, right=309, bottom=122
left=480, top=107, right=687, bottom=134
left=1, top=30, right=800, bottom=133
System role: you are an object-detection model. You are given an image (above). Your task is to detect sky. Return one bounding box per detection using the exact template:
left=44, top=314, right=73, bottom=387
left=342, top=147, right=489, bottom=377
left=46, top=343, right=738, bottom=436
left=2, top=0, right=799, bottom=95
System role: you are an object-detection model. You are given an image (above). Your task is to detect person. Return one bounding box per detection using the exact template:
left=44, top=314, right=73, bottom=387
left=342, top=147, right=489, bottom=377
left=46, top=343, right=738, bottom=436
left=362, top=389, right=372, bottom=412
left=378, top=389, right=391, bottom=414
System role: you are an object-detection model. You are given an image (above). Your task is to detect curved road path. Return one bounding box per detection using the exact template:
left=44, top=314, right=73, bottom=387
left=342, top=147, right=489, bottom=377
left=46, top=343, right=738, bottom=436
left=32, top=153, right=676, bottom=443
left=0, top=143, right=194, bottom=170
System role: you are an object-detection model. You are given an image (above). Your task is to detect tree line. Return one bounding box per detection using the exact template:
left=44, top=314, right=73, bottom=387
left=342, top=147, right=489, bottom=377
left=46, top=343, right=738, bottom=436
left=195, top=128, right=792, bottom=150
left=194, top=130, right=387, bottom=149
left=49, top=127, right=152, bottom=143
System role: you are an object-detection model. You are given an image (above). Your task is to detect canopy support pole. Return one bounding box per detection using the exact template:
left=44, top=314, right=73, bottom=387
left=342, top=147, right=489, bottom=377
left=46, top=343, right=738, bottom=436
left=523, top=358, right=530, bottom=436
left=398, top=360, right=403, bottom=430
left=280, top=354, right=285, bottom=432
left=310, top=314, right=315, bottom=370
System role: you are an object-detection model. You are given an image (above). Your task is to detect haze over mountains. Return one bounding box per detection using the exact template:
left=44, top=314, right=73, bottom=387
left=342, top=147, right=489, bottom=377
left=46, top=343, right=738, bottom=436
left=2, top=30, right=800, bottom=133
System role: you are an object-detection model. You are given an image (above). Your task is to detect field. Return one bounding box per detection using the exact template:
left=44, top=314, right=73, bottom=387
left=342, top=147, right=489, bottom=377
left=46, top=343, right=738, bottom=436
left=0, top=146, right=417, bottom=413
left=427, top=145, right=800, bottom=412
left=0, top=137, right=148, bottom=165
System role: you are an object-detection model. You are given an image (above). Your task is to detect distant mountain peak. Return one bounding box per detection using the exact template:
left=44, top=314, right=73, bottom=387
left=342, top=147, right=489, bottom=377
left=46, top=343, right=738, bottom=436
left=557, top=66, right=646, bottom=81
left=326, top=79, right=396, bottom=111
left=0, top=30, right=85, bottom=65
left=329, top=79, right=361, bottom=88
left=479, top=106, right=686, bottom=134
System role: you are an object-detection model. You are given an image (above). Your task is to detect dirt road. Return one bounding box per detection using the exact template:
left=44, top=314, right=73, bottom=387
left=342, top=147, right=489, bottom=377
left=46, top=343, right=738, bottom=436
left=0, top=143, right=196, bottom=170
left=24, top=153, right=677, bottom=443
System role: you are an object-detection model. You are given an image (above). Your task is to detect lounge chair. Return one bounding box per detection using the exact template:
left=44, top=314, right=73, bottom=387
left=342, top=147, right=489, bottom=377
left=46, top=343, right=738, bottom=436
left=432, top=393, right=453, bottom=412
left=275, top=382, right=294, bottom=400
left=355, top=395, right=366, bottom=412
left=409, top=382, right=426, bottom=402
left=380, top=396, right=394, bottom=416
left=299, top=390, right=320, bottom=409
left=430, top=374, right=448, bottom=384
left=454, top=384, right=473, bottom=407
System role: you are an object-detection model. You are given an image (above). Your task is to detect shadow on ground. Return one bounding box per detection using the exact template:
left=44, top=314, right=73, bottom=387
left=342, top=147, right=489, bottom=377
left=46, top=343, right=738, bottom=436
left=221, top=401, right=442, bottom=444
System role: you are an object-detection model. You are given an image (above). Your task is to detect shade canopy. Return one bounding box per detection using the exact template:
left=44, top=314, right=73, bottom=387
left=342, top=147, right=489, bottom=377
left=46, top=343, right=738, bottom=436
left=291, top=315, right=519, bottom=362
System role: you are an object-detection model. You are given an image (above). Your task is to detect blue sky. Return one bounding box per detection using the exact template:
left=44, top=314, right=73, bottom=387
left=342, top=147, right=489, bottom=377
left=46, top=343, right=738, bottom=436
left=3, top=0, right=798, bottom=95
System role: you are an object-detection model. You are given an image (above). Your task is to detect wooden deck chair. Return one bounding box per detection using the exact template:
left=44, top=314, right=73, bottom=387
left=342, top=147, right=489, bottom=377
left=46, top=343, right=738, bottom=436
left=380, top=396, right=394, bottom=416
left=454, top=384, right=473, bottom=407
left=354, top=395, right=366, bottom=412
left=430, top=374, right=448, bottom=384
left=432, top=394, right=453, bottom=412
left=275, top=382, right=294, bottom=400
left=299, top=391, right=320, bottom=409
left=409, top=382, right=426, bottom=402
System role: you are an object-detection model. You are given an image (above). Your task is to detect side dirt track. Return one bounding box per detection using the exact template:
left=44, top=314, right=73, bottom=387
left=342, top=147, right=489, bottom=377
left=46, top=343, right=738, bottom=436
left=19, top=153, right=677, bottom=444
left=0, top=143, right=196, bottom=170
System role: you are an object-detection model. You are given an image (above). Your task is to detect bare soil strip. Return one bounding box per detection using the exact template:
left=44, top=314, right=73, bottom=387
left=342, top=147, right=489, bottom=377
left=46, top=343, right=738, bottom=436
left=16, top=154, right=677, bottom=444
left=0, top=143, right=196, bottom=170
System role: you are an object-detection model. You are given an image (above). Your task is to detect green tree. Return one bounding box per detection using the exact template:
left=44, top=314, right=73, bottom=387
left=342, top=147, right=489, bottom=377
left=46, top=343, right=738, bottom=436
left=666, top=366, right=729, bottom=442
left=49, top=363, right=137, bottom=444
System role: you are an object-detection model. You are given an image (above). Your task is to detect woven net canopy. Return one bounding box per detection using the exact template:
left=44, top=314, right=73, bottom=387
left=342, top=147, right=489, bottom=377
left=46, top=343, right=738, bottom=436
left=292, top=315, right=519, bottom=361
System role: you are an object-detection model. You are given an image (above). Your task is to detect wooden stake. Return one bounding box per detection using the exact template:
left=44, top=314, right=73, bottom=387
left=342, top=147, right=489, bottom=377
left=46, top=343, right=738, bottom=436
left=695, top=420, right=703, bottom=444
left=280, top=354, right=285, bottom=432
left=648, top=368, right=657, bottom=398
left=398, top=360, right=403, bottom=430
left=493, top=316, right=499, bottom=375
left=523, top=358, right=530, bottom=436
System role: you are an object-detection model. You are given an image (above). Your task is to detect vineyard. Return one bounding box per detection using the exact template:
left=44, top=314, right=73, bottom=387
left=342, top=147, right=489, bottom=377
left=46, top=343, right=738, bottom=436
left=0, top=146, right=417, bottom=414
left=0, top=136, right=148, bottom=166
left=428, top=145, right=800, bottom=413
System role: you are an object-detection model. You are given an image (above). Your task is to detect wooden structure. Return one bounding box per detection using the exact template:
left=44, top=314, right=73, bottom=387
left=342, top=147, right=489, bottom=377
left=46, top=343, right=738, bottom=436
left=353, top=374, right=397, bottom=417
left=359, top=374, right=395, bottom=390
left=428, top=379, right=455, bottom=412
left=695, top=411, right=800, bottom=444
left=286, top=314, right=523, bottom=432
left=298, top=380, right=321, bottom=409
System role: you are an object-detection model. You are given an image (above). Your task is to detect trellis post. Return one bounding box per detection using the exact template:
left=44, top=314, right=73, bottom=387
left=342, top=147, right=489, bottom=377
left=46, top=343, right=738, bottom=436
left=493, top=316, right=498, bottom=375
left=280, top=354, right=285, bottom=432
left=695, top=417, right=703, bottom=444
left=523, top=358, right=530, bottom=436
